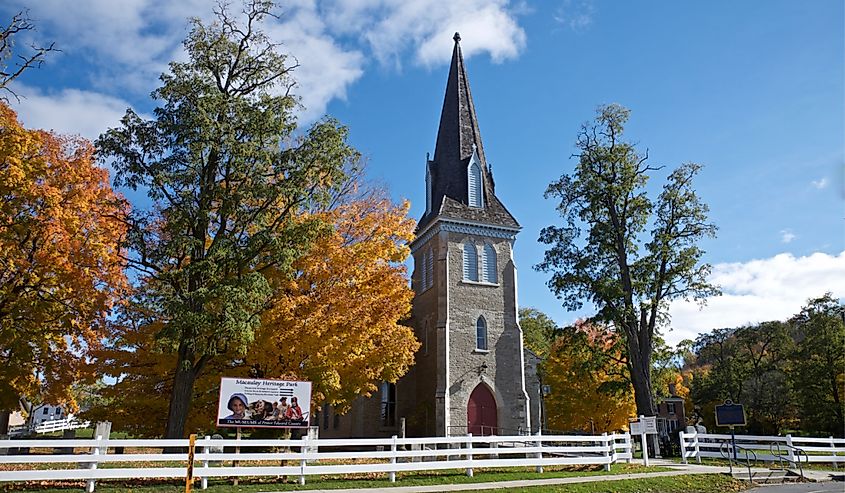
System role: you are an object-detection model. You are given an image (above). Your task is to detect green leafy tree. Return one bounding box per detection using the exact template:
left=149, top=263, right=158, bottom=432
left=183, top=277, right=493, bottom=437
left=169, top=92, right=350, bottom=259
left=96, top=1, right=358, bottom=438
left=690, top=322, right=795, bottom=434
left=537, top=104, right=718, bottom=418
left=790, top=294, right=845, bottom=436
left=519, top=307, right=558, bottom=358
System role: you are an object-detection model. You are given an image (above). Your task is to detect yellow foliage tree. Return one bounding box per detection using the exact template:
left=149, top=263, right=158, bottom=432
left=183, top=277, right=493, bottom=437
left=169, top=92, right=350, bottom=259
left=86, top=190, right=418, bottom=435
left=542, top=323, right=636, bottom=433
left=0, top=103, right=127, bottom=416
left=254, top=193, right=419, bottom=408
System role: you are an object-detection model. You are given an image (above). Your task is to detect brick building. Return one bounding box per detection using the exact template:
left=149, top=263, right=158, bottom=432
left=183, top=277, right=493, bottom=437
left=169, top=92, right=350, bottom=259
left=319, top=33, right=539, bottom=438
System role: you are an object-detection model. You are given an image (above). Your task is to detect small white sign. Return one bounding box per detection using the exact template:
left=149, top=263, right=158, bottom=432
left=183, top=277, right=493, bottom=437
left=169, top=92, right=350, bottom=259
left=629, top=416, right=657, bottom=435
left=630, top=420, right=642, bottom=434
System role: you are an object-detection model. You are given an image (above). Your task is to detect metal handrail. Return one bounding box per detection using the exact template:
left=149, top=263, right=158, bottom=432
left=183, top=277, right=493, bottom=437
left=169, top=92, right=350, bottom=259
left=720, top=441, right=758, bottom=482
left=770, top=442, right=807, bottom=482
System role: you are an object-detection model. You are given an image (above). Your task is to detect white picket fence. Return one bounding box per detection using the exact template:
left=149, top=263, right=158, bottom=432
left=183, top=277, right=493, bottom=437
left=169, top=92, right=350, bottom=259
left=0, top=432, right=632, bottom=490
left=679, top=431, right=845, bottom=466
left=9, top=418, right=91, bottom=436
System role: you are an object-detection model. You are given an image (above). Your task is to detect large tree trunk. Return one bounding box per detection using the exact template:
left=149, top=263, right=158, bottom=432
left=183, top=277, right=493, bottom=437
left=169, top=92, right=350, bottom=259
left=626, top=328, right=660, bottom=456
left=0, top=410, right=9, bottom=435
left=629, top=354, right=656, bottom=416
left=164, top=356, right=198, bottom=440
left=626, top=324, right=657, bottom=417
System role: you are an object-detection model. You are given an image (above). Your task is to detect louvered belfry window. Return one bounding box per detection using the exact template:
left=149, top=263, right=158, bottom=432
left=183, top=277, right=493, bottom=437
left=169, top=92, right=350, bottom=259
left=419, top=251, right=428, bottom=290
left=425, top=248, right=434, bottom=289
left=482, top=243, right=497, bottom=283
left=468, top=161, right=482, bottom=208
left=463, top=241, right=478, bottom=281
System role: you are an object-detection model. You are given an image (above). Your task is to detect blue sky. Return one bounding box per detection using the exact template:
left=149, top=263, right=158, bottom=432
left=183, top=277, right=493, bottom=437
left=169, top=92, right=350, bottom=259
left=4, top=0, right=844, bottom=345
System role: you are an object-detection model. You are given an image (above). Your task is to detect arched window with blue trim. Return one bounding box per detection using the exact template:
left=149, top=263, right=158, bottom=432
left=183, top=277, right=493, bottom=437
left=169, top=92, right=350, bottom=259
left=476, top=316, right=488, bottom=350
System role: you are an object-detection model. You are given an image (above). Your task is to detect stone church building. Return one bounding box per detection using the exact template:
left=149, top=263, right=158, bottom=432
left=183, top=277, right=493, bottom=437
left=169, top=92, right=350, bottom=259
left=319, top=34, right=541, bottom=438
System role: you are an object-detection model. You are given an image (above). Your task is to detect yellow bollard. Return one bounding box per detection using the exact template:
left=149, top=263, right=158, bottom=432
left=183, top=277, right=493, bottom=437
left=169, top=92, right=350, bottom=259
left=186, top=434, right=197, bottom=493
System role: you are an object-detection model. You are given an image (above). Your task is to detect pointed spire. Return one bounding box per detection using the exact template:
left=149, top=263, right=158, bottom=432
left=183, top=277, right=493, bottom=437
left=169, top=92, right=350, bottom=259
left=430, top=32, right=487, bottom=204
left=433, top=32, right=486, bottom=168
left=417, top=34, right=519, bottom=232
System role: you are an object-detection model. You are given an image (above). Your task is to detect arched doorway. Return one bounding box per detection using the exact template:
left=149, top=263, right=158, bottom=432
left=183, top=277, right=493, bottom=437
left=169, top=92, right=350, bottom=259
left=467, top=384, right=497, bottom=435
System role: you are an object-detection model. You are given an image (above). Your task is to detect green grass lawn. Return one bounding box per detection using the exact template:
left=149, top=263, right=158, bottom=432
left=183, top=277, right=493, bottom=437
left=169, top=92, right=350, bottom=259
left=473, top=474, right=746, bottom=493
left=672, top=455, right=842, bottom=471
left=0, top=463, right=675, bottom=492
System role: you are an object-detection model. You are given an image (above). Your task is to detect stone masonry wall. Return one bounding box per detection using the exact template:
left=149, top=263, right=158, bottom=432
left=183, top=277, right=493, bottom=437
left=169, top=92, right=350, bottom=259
left=445, top=232, right=529, bottom=435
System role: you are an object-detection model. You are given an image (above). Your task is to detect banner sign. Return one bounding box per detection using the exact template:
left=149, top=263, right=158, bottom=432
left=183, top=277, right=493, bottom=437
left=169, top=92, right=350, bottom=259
left=715, top=401, right=746, bottom=427
left=217, top=377, right=312, bottom=428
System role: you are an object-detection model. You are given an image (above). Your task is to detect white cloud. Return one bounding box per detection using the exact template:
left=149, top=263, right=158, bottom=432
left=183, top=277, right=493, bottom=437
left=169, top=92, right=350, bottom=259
left=6, top=0, right=527, bottom=127
left=323, top=0, right=527, bottom=67
left=811, top=177, right=829, bottom=189
left=666, top=251, right=845, bottom=346
left=779, top=229, right=796, bottom=243
left=264, top=3, right=365, bottom=122
left=554, top=0, right=595, bottom=31
left=9, top=0, right=366, bottom=122
left=10, top=85, right=133, bottom=141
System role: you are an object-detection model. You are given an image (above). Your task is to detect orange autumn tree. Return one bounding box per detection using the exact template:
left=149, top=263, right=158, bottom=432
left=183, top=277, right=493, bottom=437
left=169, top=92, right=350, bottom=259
left=253, top=191, right=418, bottom=409
left=542, top=321, right=636, bottom=433
left=86, top=188, right=418, bottom=436
left=0, top=103, right=127, bottom=421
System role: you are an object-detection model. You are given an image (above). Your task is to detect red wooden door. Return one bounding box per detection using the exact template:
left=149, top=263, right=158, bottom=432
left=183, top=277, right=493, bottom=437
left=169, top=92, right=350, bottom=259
left=467, top=384, right=497, bottom=436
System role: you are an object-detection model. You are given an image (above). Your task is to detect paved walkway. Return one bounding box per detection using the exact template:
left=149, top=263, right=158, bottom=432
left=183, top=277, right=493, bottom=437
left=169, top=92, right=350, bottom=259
left=258, top=461, right=842, bottom=493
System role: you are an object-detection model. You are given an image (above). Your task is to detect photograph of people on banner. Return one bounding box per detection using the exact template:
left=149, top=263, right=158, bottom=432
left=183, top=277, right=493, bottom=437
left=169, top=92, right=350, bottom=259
left=217, top=377, right=312, bottom=428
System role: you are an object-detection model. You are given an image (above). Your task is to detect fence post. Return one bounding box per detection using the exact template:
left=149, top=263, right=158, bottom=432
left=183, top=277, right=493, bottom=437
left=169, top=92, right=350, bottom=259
left=602, top=432, right=611, bottom=471
left=679, top=431, right=687, bottom=464
left=390, top=435, right=398, bottom=482
left=625, top=433, right=632, bottom=463
left=299, top=434, right=308, bottom=485
left=201, top=436, right=210, bottom=490
left=831, top=436, right=838, bottom=469
left=786, top=434, right=796, bottom=464
left=535, top=432, right=543, bottom=473
left=86, top=434, right=102, bottom=493
left=694, top=432, right=701, bottom=464
left=465, top=433, right=473, bottom=477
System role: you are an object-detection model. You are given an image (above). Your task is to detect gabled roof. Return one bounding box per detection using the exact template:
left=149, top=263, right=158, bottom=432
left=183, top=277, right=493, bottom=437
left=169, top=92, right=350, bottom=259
left=418, top=33, right=519, bottom=232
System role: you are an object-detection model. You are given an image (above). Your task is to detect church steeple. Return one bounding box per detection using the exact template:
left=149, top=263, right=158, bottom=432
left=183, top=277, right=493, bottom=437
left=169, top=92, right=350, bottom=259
left=432, top=32, right=487, bottom=176
left=420, top=33, right=519, bottom=232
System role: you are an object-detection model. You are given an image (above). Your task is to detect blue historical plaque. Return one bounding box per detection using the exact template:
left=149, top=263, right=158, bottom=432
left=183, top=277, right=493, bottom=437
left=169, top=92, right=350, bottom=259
left=714, top=401, right=746, bottom=427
